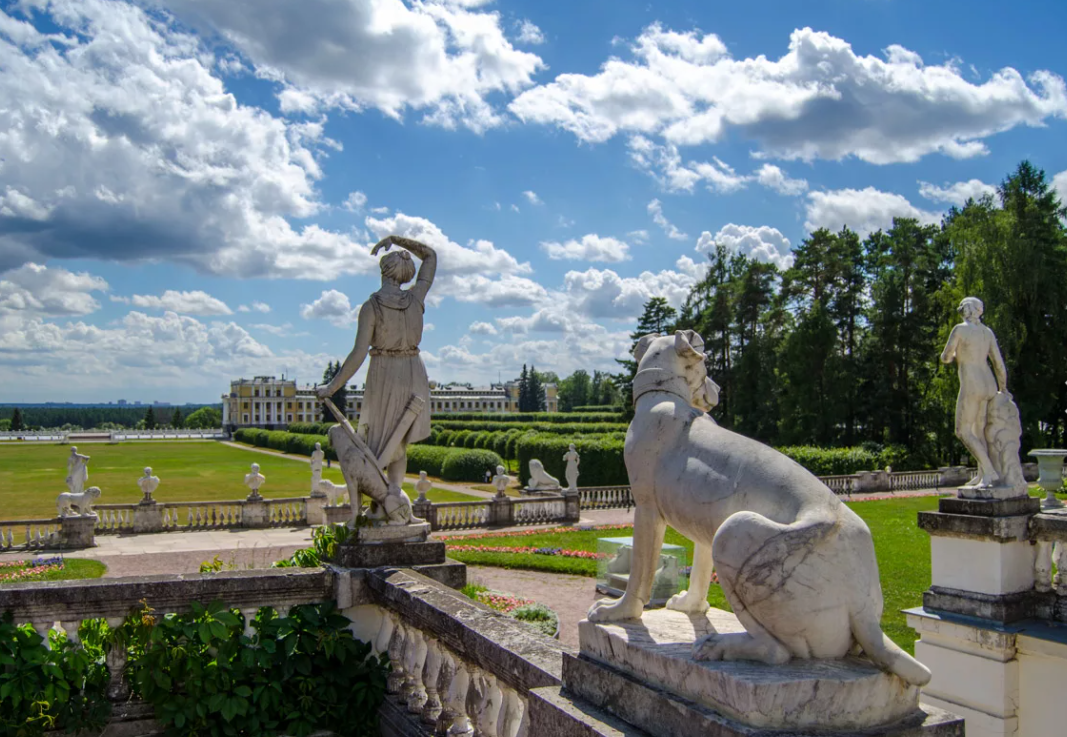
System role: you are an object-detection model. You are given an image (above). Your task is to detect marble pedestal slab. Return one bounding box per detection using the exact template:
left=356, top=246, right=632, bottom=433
left=329, top=538, right=445, bottom=568
left=355, top=521, right=430, bottom=544
left=574, top=608, right=932, bottom=734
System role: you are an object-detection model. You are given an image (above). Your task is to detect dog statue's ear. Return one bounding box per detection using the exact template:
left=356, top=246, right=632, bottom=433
left=675, top=330, right=705, bottom=362
left=633, top=333, right=661, bottom=365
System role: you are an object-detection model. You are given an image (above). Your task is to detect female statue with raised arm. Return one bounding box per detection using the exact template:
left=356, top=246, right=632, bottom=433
left=317, top=235, right=436, bottom=522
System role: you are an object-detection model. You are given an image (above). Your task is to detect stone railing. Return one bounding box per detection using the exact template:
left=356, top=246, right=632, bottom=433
left=578, top=485, right=633, bottom=510
left=428, top=500, right=492, bottom=531
left=94, top=505, right=137, bottom=534
left=819, top=475, right=857, bottom=495
left=0, top=560, right=594, bottom=736
left=108, top=429, right=226, bottom=441
left=159, top=500, right=246, bottom=530
left=0, top=518, right=61, bottom=551
left=1029, top=507, right=1067, bottom=620
left=890, top=470, right=942, bottom=492
left=513, top=496, right=568, bottom=526
left=266, top=497, right=308, bottom=526
left=0, top=431, right=66, bottom=442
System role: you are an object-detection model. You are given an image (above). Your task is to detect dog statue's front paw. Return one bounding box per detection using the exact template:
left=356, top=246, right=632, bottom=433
left=666, top=590, right=710, bottom=615
left=587, top=595, right=644, bottom=623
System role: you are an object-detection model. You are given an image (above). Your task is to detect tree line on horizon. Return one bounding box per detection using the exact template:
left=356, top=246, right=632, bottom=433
left=0, top=405, right=221, bottom=431
left=555, top=161, right=1067, bottom=467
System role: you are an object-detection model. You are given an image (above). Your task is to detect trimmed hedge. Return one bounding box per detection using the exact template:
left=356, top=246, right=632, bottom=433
left=441, top=449, right=504, bottom=482
left=406, top=445, right=504, bottom=481
left=570, top=405, right=621, bottom=413
left=516, top=433, right=629, bottom=487
left=425, top=412, right=622, bottom=423
left=234, top=428, right=337, bottom=460
left=430, top=420, right=628, bottom=436
left=288, top=421, right=334, bottom=436
left=776, top=446, right=881, bottom=476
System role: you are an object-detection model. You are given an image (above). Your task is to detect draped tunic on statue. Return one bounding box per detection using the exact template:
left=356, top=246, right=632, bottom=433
left=357, top=289, right=431, bottom=460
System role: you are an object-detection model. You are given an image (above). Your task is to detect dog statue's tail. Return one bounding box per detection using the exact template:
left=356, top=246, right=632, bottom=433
left=850, top=611, right=931, bottom=687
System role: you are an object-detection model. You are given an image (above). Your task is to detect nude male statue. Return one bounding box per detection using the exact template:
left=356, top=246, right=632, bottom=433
left=940, top=297, right=1008, bottom=488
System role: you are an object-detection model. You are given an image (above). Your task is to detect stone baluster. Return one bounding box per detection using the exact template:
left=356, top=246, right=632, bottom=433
left=421, top=638, right=446, bottom=725
left=498, top=686, right=525, bottom=737
left=105, top=616, right=130, bottom=701
left=241, top=608, right=259, bottom=640
left=441, top=659, right=474, bottom=736
left=387, top=623, right=408, bottom=694
left=60, top=619, right=82, bottom=646
left=474, top=672, right=503, bottom=737
left=1054, top=541, right=1067, bottom=596
left=374, top=611, right=396, bottom=657
left=404, top=629, right=429, bottom=713
left=31, top=621, right=52, bottom=650
left=1035, top=540, right=1054, bottom=592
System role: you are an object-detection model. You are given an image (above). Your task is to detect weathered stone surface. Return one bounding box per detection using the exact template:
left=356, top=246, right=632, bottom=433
left=324, top=503, right=351, bottom=526
left=365, top=568, right=568, bottom=694
left=918, top=509, right=1031, bottom=540
left=563, top=653, right=963, bottom=737
left=923, top=585, right=1034, bottom=623
left=409, top=561, right=466, bottom=590
left=527, top=685, right=651, bottom=736
left=330, top=540, right=444, bottom=568
left=578, top=608, right=922, bottom=731
left=0, top=568, right=333, bottom=622
left=355, top=521, right=430, bottom=544
left=59, top=514, right=97, bottom=548
left=937, top=496, right=1039, bottom=517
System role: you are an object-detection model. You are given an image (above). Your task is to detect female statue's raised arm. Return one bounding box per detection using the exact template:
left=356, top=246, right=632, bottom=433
left=371, top=235, right=437, bottom=304
left=317, top=301, right=375, bottom=398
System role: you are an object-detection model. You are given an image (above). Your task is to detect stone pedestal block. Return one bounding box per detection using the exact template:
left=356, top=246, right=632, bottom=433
left=572, top=608, right=931, bottom=733
left=59, top=514, right=97, bottom=548
left=855, top=470, right=891, bottom=493
left=938, top=466, right=973, bottom=488
left=324, top=504, right=351, bottom=526
left=563, top=490, right=581, bottom=522
left=355, top=521, right=430, bottom=544
left=132, top=503, right=163, bottom=534
left=241, top=499, right=269, bottom=528
left=305, top=495, right=326, bottom=526
left=329, top=539, right=446, bottom=568
left=488, top=497, right=513, bottom=527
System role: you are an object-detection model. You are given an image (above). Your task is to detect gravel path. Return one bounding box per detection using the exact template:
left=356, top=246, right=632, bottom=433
left=465, top=565, right=596, bottom=649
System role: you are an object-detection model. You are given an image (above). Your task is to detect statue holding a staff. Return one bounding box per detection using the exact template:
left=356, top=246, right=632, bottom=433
left=317, top=235, right=436, bottom=526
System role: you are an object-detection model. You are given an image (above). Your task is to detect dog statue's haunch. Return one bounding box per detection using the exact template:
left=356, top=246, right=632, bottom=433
left=587, top=330, right=931, bottom=687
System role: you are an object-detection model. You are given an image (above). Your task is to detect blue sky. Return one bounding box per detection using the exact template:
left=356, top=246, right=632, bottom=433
left=1, top=0, right=1065, bottom=403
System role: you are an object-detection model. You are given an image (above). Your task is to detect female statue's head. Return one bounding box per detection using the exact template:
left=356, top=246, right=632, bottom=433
left=959, top=296, right=984, bottom=321
left=380, top=251, right=416, bottom=286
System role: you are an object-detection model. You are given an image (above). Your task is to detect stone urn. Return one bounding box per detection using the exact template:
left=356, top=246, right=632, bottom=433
left=1029, top=449, right=1066, bottom=509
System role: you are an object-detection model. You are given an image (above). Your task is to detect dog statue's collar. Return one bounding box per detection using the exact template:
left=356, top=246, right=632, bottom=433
left=632, top=367, right=693, bottom=405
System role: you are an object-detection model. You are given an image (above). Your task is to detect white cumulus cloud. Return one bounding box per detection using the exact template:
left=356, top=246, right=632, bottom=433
left=806, top=188, right=941, bottom=237
left=117, top=290, right=233, bottom=316
left=469, top=321, right=498, bottom=335
left=918, top=179, right=997, bottom=207
left=522, top=190, right=544, bottom=205
left=300, top=289, right=357, bottom=327
left=696, top=225, right=794, bottom=270
left=647, top=199, right=688, bottom=240
left=515, top=19, right=545, bottom=46
left=0, top=263, right=108, bottom=317
left=541, top=234, right=630, bottom=262
left=510, top=23, right=1067, bottom=164
left=755, top=164, right=809, bottom=196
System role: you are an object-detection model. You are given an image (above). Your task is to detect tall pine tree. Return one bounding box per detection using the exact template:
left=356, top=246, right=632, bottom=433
left=10, top=407, right=23, bottom=432
left=616, top=297, right=678, bottom=415
left=170, top=408, right=184, bottom=429
left=527, top=367, right=547, bottom=412
left=144, top=407, right=157, bottom=430
left=517, top=365, right=530, bottom=411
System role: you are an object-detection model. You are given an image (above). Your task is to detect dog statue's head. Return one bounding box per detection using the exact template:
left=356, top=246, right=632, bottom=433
left=633, top=330, right=720, bottom=412
left=627, top=330, right=721, bottom=411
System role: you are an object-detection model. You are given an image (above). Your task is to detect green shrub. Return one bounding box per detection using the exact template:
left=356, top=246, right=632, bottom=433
left=775, top=446, right=880, bottom=476
left=441, top=449, right=505, bottom=482
left=436, top=429, right=455, bottom=447
left=0, top=612, right=111, bottom=737
left=405, top=445, right=453, bottom=477
left=450, top=430, right=472, bottom=448
left=511, top=603, right=559, bottom=638
left=287, top=421, right=334, bottom=436
left=124, top=600, right=387, bottom=737
left=431, top=420, right=628, bottom=435
left=570, top=405, right=621, bottom=414
left=427, top=412, right=622, bottom=423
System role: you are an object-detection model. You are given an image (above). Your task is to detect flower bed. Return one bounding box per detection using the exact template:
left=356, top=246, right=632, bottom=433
left=0, top=557, right=64, bottom=583
left=447, top=544, right=609, bottom=560
left=463, top=585, right=560, bottom=639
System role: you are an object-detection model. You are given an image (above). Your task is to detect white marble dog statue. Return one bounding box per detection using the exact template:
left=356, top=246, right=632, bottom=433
left=57, top=486, right=102, bottom=517
left=588, top=330, right=931, bottom=687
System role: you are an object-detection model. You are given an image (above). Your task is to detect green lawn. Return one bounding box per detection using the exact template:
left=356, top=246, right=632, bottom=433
left=0, top=442, right=478, bottom=521
left=445, top=495, right=941, bottom=653
left=0, top=558, right=107, bottom=586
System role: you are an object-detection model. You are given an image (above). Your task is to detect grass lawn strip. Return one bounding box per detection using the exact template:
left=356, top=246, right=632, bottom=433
left=0, top=441, right=479, bottom=523
left=445, top=497, right=940, bottom=653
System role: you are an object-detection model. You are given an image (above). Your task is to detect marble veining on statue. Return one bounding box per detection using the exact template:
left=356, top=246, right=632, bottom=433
left=587, top=330, right=931, bottom=692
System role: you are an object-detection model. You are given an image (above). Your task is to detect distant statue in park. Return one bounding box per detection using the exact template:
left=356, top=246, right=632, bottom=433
left=414, top=470, right=432, bottom=503
left=492, top=465, right=510, bottom=498
left=940, top=297, right=1024, bottom=491
left=66, top=446, right=90, bottom=496
left=563, top=444, right=580, bottom=491
left=57, top=486, right=101, bottom=517
left=525, top=459, right=561, bottom=492
left=138, top=467, right=160, bottom=503
left=316, top=235, right=436, bottom=526
left=310, top=442, right=325, bottom=495
left=244, top=462, right=266, bottom=500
